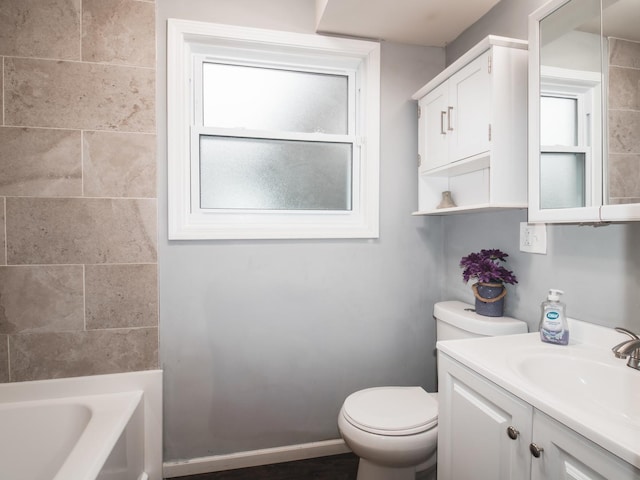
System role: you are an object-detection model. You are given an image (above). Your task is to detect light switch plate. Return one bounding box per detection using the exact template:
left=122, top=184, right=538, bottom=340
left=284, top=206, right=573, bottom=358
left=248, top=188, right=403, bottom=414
left=519, top=222, right=547, bottom=254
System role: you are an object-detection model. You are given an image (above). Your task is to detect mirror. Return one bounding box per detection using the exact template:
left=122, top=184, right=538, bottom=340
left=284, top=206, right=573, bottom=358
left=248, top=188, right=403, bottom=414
left=603, top=0, right=640, bottom=209
left=528, top=0, right=640, bottom=222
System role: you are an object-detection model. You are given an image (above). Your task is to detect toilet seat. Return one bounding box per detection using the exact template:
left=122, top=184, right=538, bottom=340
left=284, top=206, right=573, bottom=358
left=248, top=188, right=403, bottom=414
left=342, top=386, right=438, bottom=436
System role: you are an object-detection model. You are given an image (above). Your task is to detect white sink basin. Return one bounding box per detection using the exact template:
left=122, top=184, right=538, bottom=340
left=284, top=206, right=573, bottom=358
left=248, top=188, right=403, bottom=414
left=511, top=352, right=640, bottom=425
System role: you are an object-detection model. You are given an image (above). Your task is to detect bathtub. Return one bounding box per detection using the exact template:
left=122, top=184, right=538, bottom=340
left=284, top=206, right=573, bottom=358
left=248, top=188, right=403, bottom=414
left=0, top=370, right=162, bottom=480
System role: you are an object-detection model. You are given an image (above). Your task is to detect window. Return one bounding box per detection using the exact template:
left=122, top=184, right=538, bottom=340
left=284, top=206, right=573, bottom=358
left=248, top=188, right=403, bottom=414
left=538, top=66, right=602, bottom=210
left=167, top=20, right=380, bottom=239
left=540, top=94, right=587, bottom=209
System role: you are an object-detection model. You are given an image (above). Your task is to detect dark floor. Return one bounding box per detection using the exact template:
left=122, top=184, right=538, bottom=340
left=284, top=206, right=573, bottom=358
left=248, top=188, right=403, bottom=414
left=169, top=453, right=436, bottom=480
left=169, top=453, right=359, bottom=480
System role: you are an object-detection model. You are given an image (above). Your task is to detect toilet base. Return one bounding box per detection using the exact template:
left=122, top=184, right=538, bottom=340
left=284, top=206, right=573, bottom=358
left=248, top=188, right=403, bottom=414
left=356, top=458, right=416, bottom=480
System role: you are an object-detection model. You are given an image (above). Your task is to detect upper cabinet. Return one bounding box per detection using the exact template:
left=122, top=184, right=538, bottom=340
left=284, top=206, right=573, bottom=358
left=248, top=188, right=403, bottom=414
left=419, top=51, right=491, bottom=174
left=412, top=36, right=528, bottom=215
left=528, top=0, right=640, bottom=223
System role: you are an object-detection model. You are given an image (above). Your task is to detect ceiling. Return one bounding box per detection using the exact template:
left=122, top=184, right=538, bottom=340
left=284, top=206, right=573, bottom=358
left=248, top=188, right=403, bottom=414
left=315, top=0, right=502, bottom=47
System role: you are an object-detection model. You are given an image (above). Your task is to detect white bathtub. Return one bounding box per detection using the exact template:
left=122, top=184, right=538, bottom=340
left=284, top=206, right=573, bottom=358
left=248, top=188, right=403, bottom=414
left=0, top=370, right=162, bottom=480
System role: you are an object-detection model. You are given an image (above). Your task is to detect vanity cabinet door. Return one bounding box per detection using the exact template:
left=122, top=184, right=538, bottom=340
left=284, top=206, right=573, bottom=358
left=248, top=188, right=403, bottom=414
left=438, top=353, right=532, bottom=480
left=530, top=411, right=640, bottom=480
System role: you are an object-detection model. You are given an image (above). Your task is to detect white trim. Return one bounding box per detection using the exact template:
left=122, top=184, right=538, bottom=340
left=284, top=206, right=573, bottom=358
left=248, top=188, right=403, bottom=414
left=167, top=19, right=380, bottom=240
left=162, top=439, right=350, bottom=478
left=600, top=203, right=640, bottom=222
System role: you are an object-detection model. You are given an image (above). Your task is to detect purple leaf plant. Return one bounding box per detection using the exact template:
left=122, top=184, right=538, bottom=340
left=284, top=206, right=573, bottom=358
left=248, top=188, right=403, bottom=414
left=460, top=249, right=518, bottom=285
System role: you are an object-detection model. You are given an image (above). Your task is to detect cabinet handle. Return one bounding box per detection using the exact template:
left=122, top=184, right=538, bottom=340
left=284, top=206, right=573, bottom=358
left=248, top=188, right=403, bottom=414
left=440, top=111, right=447, bottom=134
left=447, top=106, right=454, bottom=131
left=506, top=426, right=519, bottom=440
left=529, top=443, right=544, bottom=458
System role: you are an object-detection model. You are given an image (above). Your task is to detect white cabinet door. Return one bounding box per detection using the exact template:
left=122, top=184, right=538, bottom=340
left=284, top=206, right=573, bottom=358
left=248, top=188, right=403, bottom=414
left=438, top=354, right=532, bottom=480
left=448, top=51, right=491, bottom=163
left=530, top=411, right=640, bottom=480
left=418, top=52, right=490, bottom=174
left=439, top=352, right=640, bottom=480
left=419, top=82, right=449, bottom=173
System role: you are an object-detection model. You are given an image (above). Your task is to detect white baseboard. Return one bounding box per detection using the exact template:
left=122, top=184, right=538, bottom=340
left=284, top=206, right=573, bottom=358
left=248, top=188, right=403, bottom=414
left=162, top=439, right=351, bottom=478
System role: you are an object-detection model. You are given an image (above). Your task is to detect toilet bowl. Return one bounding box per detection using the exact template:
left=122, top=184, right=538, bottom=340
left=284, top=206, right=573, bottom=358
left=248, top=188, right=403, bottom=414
left=338, top=301, right=528, bottom=480
left=338, top=386, right=438, bottom=480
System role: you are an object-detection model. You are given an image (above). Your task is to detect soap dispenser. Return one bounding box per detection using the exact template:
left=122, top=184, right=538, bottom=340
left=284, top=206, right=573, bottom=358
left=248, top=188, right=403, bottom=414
left=539, top=289, right=569, bottom=345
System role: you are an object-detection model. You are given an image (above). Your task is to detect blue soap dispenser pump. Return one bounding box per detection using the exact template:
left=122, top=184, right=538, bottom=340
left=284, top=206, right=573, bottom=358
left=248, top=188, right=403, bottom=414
left=539, top=289, right=569, bottom=345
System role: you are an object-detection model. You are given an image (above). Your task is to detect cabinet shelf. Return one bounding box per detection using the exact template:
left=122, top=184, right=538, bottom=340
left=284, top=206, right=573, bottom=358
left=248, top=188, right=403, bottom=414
left=421, top=152, right=489, bottom=177
left=412, top=203, right=527, bottom=216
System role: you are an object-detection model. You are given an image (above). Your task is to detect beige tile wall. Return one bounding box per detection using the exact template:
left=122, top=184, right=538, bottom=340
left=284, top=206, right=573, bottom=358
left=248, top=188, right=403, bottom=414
left=608, top=38, right=640, bottom=204
left=0, top=0, right=158, bottom=382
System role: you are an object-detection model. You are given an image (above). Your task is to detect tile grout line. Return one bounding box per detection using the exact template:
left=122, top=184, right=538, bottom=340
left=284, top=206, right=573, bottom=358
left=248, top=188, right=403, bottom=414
left=3, top=54, right=155, bottom=71
left=82, top=264, right=87, bottom=332
left=609, top=107, right=640, bottom=113
left=13, top=326, right=158, bottom=336
left=2, top=56, right=4, bottom=126
left=3, top=197, right=6, bottom=266
left=2, top=262, right=157, bottom=267
left=2, top=194, right=157, bottom=201
left=6, top=335, right=10, bottom=383
left=86, top=326, right=158, bottom=333
left=0, top=56, right=5, bottom=278
left=0, top=124, right=155, bottom=135
left=609, top=64, right=640, bottom=71
left=79, top=0, right=83, bottom=62
left=81, top=130, right=84, bottom=197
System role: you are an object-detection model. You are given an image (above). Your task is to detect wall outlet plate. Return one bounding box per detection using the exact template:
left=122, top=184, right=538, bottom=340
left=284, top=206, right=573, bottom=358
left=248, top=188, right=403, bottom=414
left=519, top=222, right=547, bottom=254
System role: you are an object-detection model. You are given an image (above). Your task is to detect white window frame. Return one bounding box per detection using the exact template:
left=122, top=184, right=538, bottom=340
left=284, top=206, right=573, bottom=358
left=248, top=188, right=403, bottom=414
left=529, top=65, right=602, bottom=219
left=167, top=19, right=380, bottom=240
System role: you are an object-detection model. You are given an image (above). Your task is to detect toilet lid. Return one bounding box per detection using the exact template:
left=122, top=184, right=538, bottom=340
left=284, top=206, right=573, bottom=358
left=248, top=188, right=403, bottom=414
left=342, top=387, right=438, bottom=436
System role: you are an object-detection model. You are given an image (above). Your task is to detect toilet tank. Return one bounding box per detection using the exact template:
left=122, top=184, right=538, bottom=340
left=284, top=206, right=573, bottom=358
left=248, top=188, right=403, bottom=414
left=434, top=300, right=528, bottom=341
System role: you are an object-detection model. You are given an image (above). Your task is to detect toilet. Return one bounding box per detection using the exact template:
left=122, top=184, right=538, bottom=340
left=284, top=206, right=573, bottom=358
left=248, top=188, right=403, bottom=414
left=338, top=300, right=528, bottom=480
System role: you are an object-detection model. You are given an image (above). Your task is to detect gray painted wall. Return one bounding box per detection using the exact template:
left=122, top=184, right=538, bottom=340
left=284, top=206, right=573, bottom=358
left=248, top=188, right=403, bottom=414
left=441, top=209, right=640, bottom=332
left=443, top=0, right=640, bottom=333
left=157, top=0, right=445, bottom=461
left=157, top=0, right=640, bottom=463
left=446, top=0, right=547, bottom=65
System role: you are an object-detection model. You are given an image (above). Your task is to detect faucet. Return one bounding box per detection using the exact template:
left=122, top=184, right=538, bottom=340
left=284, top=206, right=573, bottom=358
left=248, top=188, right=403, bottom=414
left=612, top=327, right=640, bottom=370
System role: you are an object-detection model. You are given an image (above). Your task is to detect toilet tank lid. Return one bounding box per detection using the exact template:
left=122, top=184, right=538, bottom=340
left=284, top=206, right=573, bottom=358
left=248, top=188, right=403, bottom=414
left=434, top=301, right=528, bottom=336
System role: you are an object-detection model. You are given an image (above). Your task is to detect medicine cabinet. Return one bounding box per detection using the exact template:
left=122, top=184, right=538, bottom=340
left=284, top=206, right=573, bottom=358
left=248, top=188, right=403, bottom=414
left=529, top=0, right=640, bottom=223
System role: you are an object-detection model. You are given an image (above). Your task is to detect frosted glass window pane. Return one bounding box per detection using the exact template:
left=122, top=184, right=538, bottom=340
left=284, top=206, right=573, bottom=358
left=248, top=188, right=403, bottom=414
left=200, top=136, right=352, bottom=210
left=202, top=63, right=348, bottom=134
left=540, top=152, right=585, bottom=209
left=540, top=96, right=577, bottom=146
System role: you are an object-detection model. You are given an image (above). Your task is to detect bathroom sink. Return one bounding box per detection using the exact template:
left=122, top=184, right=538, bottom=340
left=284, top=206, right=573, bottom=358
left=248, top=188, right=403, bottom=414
left=511, top=352, right=640, bottom=425
left=437, top=320, right=640, bottom=469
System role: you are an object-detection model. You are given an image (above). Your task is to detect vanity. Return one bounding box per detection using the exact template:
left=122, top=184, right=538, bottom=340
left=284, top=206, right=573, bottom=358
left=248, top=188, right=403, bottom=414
left=436, top=320, right=640, bottom=480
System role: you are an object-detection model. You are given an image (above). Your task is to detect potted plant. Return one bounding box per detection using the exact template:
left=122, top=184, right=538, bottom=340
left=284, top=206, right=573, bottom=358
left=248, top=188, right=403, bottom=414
left=460, top=249, right=518, bottom=317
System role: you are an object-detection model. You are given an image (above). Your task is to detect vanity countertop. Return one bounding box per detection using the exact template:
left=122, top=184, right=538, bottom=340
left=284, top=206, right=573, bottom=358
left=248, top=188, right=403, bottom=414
left=437, top=319, right=640, bottom=468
